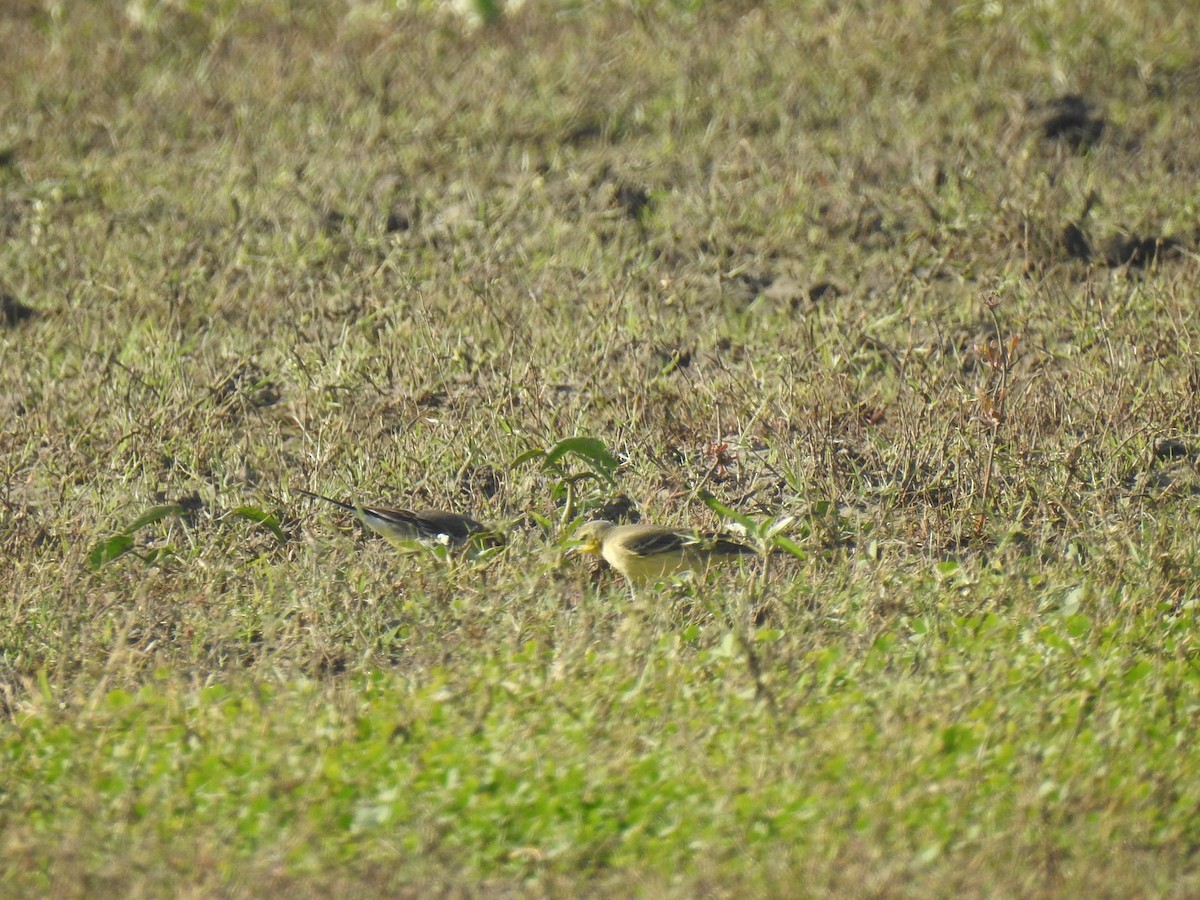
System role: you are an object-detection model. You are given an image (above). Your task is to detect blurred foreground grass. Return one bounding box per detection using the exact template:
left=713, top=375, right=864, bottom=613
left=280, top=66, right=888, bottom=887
left=3, top=0, right=1200, bottom=894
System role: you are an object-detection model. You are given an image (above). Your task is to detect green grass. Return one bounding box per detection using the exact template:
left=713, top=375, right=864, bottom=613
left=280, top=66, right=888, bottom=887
left=4, top=0, right=1200, bottom=894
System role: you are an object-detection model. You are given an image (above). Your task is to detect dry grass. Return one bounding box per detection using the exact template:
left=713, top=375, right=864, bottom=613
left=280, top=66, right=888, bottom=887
left=4, top=0, right=1200, bottom=894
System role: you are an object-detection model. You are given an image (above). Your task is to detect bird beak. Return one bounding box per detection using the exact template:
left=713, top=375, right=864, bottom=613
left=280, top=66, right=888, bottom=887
left=566, top=537, right=598, bottom=558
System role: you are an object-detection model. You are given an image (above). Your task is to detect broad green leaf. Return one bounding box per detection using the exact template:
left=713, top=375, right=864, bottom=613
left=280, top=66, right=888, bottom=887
left=470, top=0, right=502, bottom=25
left=700, top=492, right=757, bottom=531
left=227, top=506, right=287, bottom=543
left=513, top=437, right=619, bottom=487
left=1065, top=614, right=1092, bottom=639
left=1124, top=660, right=1152, bottom=684
left=772, top=534, right=807, bottom=559
left=544, top=437, right=619, bottom=481
left=89, top=534, right=134, bottom=569
left=941, top=723, right=977, bottom=755
left=124, top=504, right=184, bottom=534
left=105, top=689, right=135, bottom=710
left=509, top=448, right=546, bottom=469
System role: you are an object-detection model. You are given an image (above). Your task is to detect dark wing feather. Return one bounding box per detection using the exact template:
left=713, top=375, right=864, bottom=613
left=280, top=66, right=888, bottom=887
left=625, top=528, right=754, bottom=559
left=408, top=510, right=488, bottom=542
left=362, top=507, right=486, bottom=542
left=362, top=506, right=426, bottom=533
left=624, top=529, right=696, bottom=558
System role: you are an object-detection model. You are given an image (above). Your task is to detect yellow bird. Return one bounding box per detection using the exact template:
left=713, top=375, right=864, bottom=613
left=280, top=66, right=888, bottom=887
left=298, top=489, right=499, bottom=551
left=573, top=519, right=755, bottom=589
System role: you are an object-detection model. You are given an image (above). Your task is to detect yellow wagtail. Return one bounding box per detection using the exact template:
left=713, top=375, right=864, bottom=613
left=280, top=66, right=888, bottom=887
left=298, top=489, right=499, bottom=551
left=572, top=519, right=756, bottom=589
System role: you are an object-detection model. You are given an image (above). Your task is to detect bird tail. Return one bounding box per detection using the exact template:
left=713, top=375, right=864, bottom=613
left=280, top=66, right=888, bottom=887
left=296, top=488, right=356, bottom=513
left=708, top=536, right=758, bottom=557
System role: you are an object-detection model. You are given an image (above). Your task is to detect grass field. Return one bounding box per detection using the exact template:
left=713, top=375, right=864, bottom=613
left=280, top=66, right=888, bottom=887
left=4, top=0, right=1200, bottom=894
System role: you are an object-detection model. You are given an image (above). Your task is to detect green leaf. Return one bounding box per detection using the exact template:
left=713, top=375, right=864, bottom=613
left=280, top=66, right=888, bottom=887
left=124, top=504, right=184, bottom=534
left=105, top=689, right=135, bottom=710
left=527, top=510, right=554, bottom=532
left=713, top=631, right=738, bottom=659
left=1124, top=660, right=1152, bottom=684
left=941, top=723, right=977, bottom=755
left=388, top=538, right=430, bottom=555
left=512, top=437, right=619, bottom=489
left=200, top=684, right=228, bottom=704
left=772, top=534, right=807, bottom=560
left=699, top=492, right=757, bottom=531
left=227, top=506, right=287, bottom=543
left=89, top=534, right=135, bottom=569
left=89, top=504, right=187, bottom=569
left=471, top=0, right=502, bottom=25
left=1065, top=614, right=1092, bottom=639
left=509, top=448, right=547, bottom=470
left=545, top=437, right=619, bottom=481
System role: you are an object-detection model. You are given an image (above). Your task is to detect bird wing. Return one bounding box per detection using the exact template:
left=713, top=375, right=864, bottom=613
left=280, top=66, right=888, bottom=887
left=703, top=535, right=757, bottom=557
left=302, top=490, right=498, bottom=550
left=408, top=510, right=488, bottom=541
left=622, top=528, right=754, bottom=559
left=358, top=507, right=478, bottom=541
left=622, top=529, right=699, bottom=558
left=361, top=506, right=430, bottom=535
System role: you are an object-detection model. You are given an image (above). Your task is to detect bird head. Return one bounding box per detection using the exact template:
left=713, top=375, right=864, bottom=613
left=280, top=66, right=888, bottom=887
left=571, top=519, right=616, bottom=557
